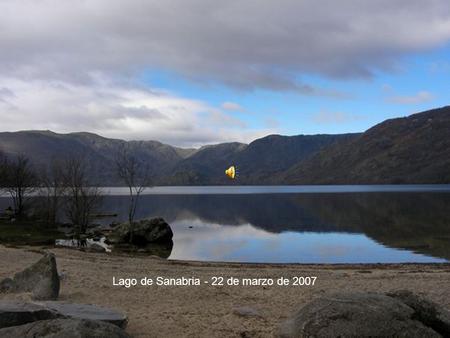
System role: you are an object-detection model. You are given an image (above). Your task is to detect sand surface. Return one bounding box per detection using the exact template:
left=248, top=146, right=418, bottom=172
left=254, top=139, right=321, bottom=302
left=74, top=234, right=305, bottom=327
left=1, top=245, right=449, bottom=337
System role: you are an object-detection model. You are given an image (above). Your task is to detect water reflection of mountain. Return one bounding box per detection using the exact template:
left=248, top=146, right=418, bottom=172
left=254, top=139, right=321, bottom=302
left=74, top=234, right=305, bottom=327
left=102, top=194, right=335, bottom=231
left=292, top=193, right=450, bottom=261
left=101, top=193, right=450, bottom=260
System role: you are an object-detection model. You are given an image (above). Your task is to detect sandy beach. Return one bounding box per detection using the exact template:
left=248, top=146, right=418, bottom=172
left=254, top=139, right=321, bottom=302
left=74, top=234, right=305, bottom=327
left=1, top=245, right=449, bottom=337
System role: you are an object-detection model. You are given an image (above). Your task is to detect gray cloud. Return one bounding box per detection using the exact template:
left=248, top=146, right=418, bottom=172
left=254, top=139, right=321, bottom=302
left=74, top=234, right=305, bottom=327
left=0, top=87, right=15, bottom=103
left=0, top=88, right=14, bottom=97
left=1, top=0, right=449, bottom=90
left=0, top=1, right=449, bottom=144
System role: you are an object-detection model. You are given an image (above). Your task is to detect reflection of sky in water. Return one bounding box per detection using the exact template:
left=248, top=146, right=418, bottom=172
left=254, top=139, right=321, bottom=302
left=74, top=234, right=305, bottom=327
left=170, top=220, right=448, bottom=263
left=1, top=189, right=449, bottom=263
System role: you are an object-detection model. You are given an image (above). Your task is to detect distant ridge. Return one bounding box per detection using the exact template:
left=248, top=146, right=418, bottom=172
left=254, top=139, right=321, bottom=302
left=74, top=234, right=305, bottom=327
left=165, top=134, right=357, bottom=184
left=281, top=106, right=450, bottom=184
left=0, top=130, right=353, bottom=185
left=0, top=106, right=448, bottom=185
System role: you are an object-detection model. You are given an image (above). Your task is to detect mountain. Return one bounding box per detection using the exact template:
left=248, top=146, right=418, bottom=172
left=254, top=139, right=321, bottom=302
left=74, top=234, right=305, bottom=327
left=0, top=130, right=354, bottom=185
left=1, top=106, right=448, bottom=185
left=0, top=131, right=194, bottom=185
left=163, top=142, right=247, bottom=185
left=282, top=106, right=450, bottom=184
left=233, top=134, right=357, bottom=183
left=165, top=134, right=357, bottom=184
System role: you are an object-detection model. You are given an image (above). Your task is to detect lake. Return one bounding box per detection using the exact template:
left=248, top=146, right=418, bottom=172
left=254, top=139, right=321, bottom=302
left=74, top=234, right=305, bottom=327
left=97, top=185, right=450, bottom=263
left=1, top=185, right=450, bottom=263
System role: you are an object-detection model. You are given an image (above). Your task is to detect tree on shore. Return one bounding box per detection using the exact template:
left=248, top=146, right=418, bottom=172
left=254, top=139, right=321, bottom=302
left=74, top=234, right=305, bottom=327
left=115, top=145, right=152, bottom=243
left=0, top=150, right=7, bottom=192
left=2, top=154, right=38, bottom=217
left=62, top=156, right=102, bottom=234
left=39, top=159, right=66, bottom=226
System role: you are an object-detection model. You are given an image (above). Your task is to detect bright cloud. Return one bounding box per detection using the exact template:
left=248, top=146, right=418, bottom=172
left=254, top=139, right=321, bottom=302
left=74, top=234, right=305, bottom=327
left=0, top=78, right=276, bottom=147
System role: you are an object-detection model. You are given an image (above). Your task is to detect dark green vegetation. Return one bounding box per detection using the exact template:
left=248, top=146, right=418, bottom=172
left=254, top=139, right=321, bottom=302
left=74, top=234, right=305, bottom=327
left=0, top=105, right=449, bottom=184
left=0, top=219, right=63, bottom=246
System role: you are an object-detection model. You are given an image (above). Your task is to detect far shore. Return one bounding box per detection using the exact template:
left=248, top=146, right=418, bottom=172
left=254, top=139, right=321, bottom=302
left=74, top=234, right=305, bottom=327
left=1, top=184, right=450, bottom=199
left=1, top=245, right=449, bottom=337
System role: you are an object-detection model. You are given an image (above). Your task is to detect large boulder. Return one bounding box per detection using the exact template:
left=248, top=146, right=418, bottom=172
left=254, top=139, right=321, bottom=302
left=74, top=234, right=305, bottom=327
left=0, top=318, right=130, bottom=338
left=37, top=301, right=128, bottom=328
left=0, top=300, right=127, bottom=330
left=278, top=292, right=447, bottom=337
left=0, top=278, right=15, bottom=292
left=86, top=243, right=107, bottom=253
left=0, top=253, right=60, bottom=300
left=107, top=218, right=173, bottom=246
left=0, top=301, right=61, bottom=329
left=388, top=290, right=450, bottom=336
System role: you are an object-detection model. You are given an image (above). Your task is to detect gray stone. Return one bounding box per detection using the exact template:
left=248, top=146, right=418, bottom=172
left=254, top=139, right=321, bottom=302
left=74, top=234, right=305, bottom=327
left=278, top=292, right=442, bottom=337
left=0, top=278, right=15, bottom=292
left=0, top=253, right=60, bottom=300
left=87, top=243, right=107, bottom=253
left=37, top=301, right=128, bottom=328
left=388, top=290, right=450, bottom=337
left=0, top=318, right=130, bottom=338
left=233, top=306, right=263, bottom=318
left=0, top=301, right=61, bottom=329
left=107, top=217, right=173, bottom=245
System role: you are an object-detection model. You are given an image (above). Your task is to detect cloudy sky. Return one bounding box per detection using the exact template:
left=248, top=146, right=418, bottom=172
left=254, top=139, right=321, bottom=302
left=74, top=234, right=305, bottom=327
left=0, top=0, right=449, bottom=147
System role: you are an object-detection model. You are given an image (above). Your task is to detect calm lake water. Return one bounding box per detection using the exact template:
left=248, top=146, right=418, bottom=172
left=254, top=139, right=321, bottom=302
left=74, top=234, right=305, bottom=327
left=96, top=185, right=450, bottom=263
left=2, top=185, right=450, bottom=263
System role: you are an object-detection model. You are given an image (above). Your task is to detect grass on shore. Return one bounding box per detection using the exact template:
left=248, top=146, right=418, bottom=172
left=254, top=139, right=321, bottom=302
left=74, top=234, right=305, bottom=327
left=0, top=219, right=63, bottom=246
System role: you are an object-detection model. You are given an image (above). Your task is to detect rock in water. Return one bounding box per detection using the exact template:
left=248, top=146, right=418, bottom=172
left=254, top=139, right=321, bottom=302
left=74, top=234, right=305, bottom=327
left=0, top=253, right=60, bottom=300
left=278, top=292, right=443, bottom=337
left=37, top=302, right=128, bottom=328
left=0, top=301, right=61, bottom=329
left=0, top=319, right=130, bottom=338
left=108, top=218, right=173, bottom=246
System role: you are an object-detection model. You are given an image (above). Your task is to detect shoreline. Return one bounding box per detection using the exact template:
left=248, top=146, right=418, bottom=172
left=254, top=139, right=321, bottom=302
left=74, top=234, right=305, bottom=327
left=2, top=183, right=450, bottom=198
left=165, top=259, right=450, bottom=268
left=1, top=245, right=450, bottom=337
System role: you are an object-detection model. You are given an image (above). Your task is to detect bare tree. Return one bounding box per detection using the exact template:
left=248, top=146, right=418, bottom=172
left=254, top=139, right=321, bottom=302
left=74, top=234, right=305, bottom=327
left=39, top=159, right=66, bottom=226
left=62, top=156, right=102, bottom=234
left=0, top=150, right=7, bottom=192
left=115, top=145, right=152, bottom=243
left=3, top=154, right=38, bottom=217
